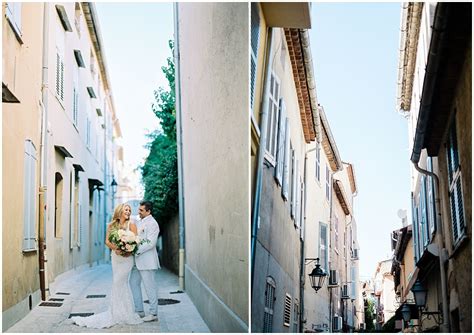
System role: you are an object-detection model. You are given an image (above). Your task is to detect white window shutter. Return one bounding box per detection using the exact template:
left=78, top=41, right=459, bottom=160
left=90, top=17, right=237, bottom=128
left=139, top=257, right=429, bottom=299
left=23, top=141, right=37, bottom=251
left=294, top=160, right=300, bottom=227
left=299, top=180, right=305, bottom=240
left=291, top=151, right=296, bottom=219
left=275, top=99, right=286, bottom=185
left=282, top=122, right=290, bottom=200
left=77, top=176, right=82, bottom=247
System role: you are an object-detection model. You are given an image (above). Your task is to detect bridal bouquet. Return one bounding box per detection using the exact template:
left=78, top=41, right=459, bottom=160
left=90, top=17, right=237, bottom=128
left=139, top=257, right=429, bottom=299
left=108, top=228, right=144, bottom=255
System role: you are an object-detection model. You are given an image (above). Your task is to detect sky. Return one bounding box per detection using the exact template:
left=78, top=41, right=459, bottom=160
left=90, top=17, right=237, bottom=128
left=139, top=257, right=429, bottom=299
left=309, top=3, right=411, bottom=279
left=95, top=3, right=174, bottom=195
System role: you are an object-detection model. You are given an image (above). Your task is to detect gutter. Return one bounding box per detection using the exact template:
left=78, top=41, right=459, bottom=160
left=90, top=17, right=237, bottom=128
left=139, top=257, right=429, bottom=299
left=173, top=3, right=186, bottom=291
left=410, top=3, right=447, bottom=164
left=300, top=30, right=322, bottom=144
left=251, top=27, right=274, bottom=290
left=38, top=2, right=50, bottom=301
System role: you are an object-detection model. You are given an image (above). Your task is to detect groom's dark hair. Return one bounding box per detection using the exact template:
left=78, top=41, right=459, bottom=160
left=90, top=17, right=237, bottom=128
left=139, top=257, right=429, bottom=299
left=140, top=200, right=153, bottom=213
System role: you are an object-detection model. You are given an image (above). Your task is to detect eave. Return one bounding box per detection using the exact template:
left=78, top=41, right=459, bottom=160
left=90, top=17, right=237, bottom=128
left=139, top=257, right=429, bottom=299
left=334, top=179, right=351, bottom=215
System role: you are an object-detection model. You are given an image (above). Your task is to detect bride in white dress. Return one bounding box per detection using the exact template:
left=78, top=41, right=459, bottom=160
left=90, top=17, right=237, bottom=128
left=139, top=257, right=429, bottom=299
left=72, top=203, right=143, bottom=328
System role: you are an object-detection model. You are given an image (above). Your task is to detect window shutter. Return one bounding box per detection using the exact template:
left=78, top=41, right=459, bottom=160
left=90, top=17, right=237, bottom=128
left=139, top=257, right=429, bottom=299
left=250, top=2, right=260, bottom=110
left=291, top=149, right=296, bottom=218
left=275, top=99, right=286, bottom=185
left=316, top=144, right=320, bottom=181
left=264, top=277, right=276, bottom=333
left=411, top=193, right=419, bottom=262
left=60, top=58, right=65, bottom=101
left=295, top=162, right=300, bottom=227
left=320, top=223, right=328, bottom=271
left=69, top=171, right=75, bottom=249
left=283, top=294, right=292, bottom=327
left=23, top=141, right=37, bottom=251
left=77, top=176, right=82, bottom=247
left=420, top=176, right=429, bottom=246
left=282, top=123, right=290, bottom=200
left=299, top=180, right=304, bottom=240
left=427, top=158, right=436, bottom=234
left=56, top=53, right=61, bottom=97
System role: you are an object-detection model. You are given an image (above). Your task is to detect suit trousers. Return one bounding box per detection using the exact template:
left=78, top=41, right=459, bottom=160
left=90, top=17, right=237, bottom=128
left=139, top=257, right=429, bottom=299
left=130, top=266, right=159, bottom=316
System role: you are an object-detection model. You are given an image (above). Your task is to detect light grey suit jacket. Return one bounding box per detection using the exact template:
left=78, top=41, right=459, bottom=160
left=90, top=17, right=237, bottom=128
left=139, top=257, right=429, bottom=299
left=134, top=214, right=161, bottom=270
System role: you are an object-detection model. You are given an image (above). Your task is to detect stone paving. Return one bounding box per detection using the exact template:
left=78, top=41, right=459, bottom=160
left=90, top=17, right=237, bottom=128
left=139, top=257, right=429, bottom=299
left=6, top=264, right=210, bottom=333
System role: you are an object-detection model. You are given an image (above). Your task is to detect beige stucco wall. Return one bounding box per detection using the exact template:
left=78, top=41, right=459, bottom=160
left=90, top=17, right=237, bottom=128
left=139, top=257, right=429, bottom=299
left=2, top=3, right=44, bottom=329
left=178, top=3, right=248, bottom=332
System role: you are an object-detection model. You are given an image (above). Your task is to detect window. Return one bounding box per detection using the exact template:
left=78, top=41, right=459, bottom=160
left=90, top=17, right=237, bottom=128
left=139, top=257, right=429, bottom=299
left=55, top=52, right=65, bottom=102
left=282, top=120, right=291, bottom=200
left=263, top=277, right=276, bottom=333
left=86, top=117, right=91, bottom=149
left=299, top=179, right=304, bottom=239
left=275, top=99, right=286, bottom=185
left=319, top=223, right=328, bottom=272
left=6, top=2, right=22, bottom=41
left=23, top=140, right=37, bottom=251
left=412, top=194, right=420, bottom=262
left=420, top=176, right=429, bottom=246
left=291, top=153, right=298, bottom=219
left=55, top=172, right=64, bottom=238
left=75, top=2, right=82, bottom=37
left=265, top=72, right=280, bottom=163
left=292, top=300, right=299, bottom=332
left=250, top=2, right=260, bottom=110
left=325, top=165, right=330, bottom=200
left=69, top=171, right=74, bottom=249
left=446, top=119, right=465, bottom=247
left=315, top=144, right=320, bottom=182
left=283, top=294, right=291, bottom=327
left=334, top=215, right=339, bottom=252
left=427, top=158, right=436, bottom=234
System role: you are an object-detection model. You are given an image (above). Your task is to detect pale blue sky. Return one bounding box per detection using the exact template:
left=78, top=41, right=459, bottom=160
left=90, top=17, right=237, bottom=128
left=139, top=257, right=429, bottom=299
left=309, top=3, right=411, bottom=278
left=95, top=3, right=174, bottom=193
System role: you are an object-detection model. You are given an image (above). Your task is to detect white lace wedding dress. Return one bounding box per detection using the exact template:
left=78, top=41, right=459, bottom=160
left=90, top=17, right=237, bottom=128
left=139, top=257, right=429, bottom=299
left=72, top=223, right=143, bottom=328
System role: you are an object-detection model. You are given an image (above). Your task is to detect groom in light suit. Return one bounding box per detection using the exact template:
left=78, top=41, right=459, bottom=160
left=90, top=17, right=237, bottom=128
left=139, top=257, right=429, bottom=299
left=130, top=201, right=161, bottom=322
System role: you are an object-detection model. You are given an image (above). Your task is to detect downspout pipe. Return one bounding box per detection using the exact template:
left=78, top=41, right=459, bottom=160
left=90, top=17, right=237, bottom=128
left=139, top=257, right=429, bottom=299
left=173, top=3, right=186, bottom=291
left=251, top=27, right=274, bottom=290
left=412, top=162, right=449, bottom=332
left=300, top=145, right=318, bottom=332
left=38, top=2, right=50, bottom=301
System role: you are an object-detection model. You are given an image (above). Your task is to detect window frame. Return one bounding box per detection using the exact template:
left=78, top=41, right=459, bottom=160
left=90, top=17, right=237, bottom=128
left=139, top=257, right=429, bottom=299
left=264, top=72, right=281, bottom=165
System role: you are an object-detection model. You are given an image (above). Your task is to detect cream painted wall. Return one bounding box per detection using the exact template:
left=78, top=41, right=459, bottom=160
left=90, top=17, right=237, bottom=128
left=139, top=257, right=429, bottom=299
left=2, top=3, right=44, bottom=321
left=178, top=3, right=248, bottom=332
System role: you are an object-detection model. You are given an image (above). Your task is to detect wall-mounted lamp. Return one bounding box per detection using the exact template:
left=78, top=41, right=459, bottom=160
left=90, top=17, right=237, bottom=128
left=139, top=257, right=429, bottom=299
left=305, top=258, right=327, bottom=293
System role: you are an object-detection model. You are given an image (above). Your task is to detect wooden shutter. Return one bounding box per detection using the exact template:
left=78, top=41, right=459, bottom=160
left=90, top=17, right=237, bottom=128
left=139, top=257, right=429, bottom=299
left=275, top=99, right=286, bottom=185
left=264, top=277, right=276, bottom=333
left=282, top=124, right=290, bottom=200
left=283, top=294, right=291, bottom=327
left=23, top=140, right=37, bottom=251
left=250, top=2, right=260, bottom=110
left=291, top=151, right=296, bottom=219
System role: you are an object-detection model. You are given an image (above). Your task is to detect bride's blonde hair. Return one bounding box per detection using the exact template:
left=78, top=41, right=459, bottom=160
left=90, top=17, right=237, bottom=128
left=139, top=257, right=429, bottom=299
left=109, top=203, right=131, bottom=230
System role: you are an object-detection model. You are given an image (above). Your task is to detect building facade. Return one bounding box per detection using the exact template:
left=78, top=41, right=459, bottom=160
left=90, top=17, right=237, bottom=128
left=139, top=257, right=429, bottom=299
left=397, top=2, right=471, bottom=332
left=175, top=2, right=249, bottom=332
left=250, top=3, right=363, bottom=333
left=2, top=3, right=122, bottom=331
left=373, top=260, right=397, bottom=330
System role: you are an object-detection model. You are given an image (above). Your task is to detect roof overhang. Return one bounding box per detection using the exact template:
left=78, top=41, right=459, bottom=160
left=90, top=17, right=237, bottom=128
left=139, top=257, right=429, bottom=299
left=319, top=106, right=342, bottom=171
left=73, top=163, right=85, bottom=172
left=284, top=28, right=320, bottom=143
left=54, top=145, right=73, bottom=158
left=346, top=163, right=357, bottom=194
left=333, top=179, right=351, bottom=215
left=261, top=3, right=311, bottom=29
left=410, top=3, right=472, bottom=163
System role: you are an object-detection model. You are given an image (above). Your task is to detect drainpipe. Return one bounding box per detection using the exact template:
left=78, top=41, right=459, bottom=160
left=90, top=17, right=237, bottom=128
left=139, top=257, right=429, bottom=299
left=300, top=145, right=318, bottom=332
left=38, top=2, right=50, bottom=301
left=173, top=3, right=186, bottom=291
left=412, top=162, right=449, bottom=332
left=251, top=27, right=274, bottom=290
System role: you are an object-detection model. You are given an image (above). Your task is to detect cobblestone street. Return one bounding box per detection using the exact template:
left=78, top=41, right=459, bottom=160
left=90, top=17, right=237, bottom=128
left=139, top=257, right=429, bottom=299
left=6, top=264, right=210, bottom=333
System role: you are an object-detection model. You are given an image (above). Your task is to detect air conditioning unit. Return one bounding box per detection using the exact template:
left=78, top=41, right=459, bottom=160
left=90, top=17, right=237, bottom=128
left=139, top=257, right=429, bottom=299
left=342, top=284, right=350, bottom=299
left=333, top=316, right=342, bottom=332
left=328, top=270, right=339, bottom=287
left=359, top=323, right=366, bottom=330
left=351, top=248, right=359, bottom=260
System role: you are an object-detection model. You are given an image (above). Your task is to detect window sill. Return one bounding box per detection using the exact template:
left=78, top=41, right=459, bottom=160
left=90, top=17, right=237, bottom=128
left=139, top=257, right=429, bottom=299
left=22, top=249, right=37, bottom=254
left=6, top=17, right=23, bottom=44
left=450, top=234, right=469, bottom=258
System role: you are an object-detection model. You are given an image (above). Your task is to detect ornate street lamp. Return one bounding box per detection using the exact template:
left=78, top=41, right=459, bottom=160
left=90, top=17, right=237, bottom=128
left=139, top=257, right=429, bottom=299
left=401, top=303, right=412, bottom=323
left=307, top=258, right=327, bottom=293
left=411, top=280, right=427, bottom=309
left=111, top=178, right=118, bottom=195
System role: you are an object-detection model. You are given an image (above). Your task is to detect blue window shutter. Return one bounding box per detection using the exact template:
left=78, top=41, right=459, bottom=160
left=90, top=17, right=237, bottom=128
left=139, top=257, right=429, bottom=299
left=411, top=193, right=419, bottom=262
left=282, top=122, right=290, bottom=200
left=275, top=99, right=286, bottom=185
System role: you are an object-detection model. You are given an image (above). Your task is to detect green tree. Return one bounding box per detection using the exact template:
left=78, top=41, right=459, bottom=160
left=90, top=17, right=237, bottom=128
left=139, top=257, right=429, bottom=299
left=364, top=298, right=376, bottom=332
left=141, top=40, right=178, bottom=223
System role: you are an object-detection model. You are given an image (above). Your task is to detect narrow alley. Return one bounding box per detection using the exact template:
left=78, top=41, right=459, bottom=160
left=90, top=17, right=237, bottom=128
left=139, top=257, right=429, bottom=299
left=5, top=264, right=210, bottom=333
